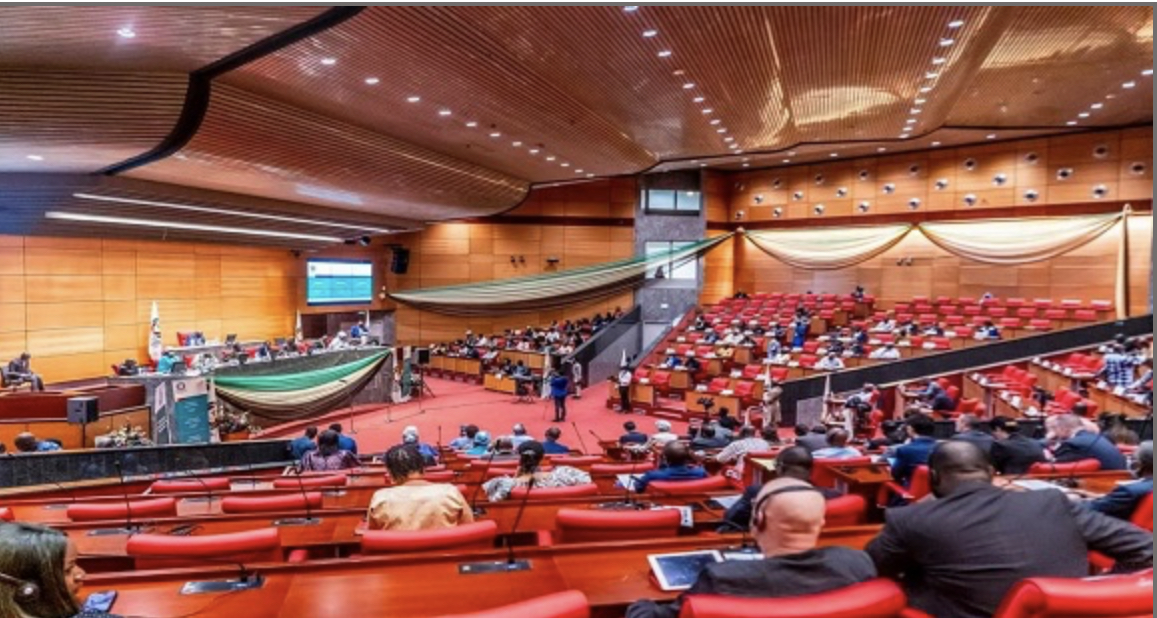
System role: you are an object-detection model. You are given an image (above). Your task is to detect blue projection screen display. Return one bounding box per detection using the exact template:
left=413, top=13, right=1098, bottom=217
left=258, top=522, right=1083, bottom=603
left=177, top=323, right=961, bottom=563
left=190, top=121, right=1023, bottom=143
left=306, top=259, right=374, bottom=305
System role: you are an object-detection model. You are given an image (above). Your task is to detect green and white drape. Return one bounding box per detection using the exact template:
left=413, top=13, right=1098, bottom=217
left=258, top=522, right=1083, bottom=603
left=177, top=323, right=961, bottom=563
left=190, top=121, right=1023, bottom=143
left=389, top=233, right=734, bottom=316
left=214, top=350, right=390, bottom=421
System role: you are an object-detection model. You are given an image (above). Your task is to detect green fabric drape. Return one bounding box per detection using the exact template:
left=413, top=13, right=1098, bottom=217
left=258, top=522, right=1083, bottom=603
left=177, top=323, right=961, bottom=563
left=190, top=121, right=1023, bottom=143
left=389, top=233, right=733, bottom=316
left=213, top=351, right=389, bottom=392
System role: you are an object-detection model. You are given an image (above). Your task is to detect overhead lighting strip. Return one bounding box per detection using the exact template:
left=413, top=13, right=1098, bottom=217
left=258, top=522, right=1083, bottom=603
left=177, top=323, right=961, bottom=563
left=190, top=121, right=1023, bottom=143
left=45, top=211, right=343, bottom=243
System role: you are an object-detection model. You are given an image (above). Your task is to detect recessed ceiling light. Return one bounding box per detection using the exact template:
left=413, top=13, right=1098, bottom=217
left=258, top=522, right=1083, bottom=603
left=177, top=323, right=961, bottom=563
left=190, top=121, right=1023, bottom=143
left=932, top=57, right=946, bottom=65
left=26, top=154, right=43, bottom=161
left=742, top=163, right=750, bottom=168
left=787, top=151, right=796, bottom=156
left=560, top=162, right=570, bottom=167
left=914, top=98, right=927, bottom=105
left=948, top=20, right=965, bottom=28
left=575, top=169, right=584, bottom=173
left=693, top=96, right=706, bottom=103
left=643, top=29, right=658, bottom=37
left=320, top=57, right=337, bottom=66
left=701, top=108, right=713, bottom=114
left=900, top=133, right=911, bottom=139
left=1091, top=103, right=1104, bottom=110
left=925, top=72, right=940, bottom=79
left=46, top=211, right=342, bottom=243
left=877, top=147, right=887, bottom=153
left=489, top=132, right=501, bottom=138
left=709, top=119, right=721, bottom=125
left=829, top=153, right=839, bottom=158
left=735, top=150, right=744, bottom=154
left=910, top=108, right=922, bottom=114
left=1106, top=94, right=1117, bottom=99
left=728, top=144, right=738, bottom=150
left=700, top=163, right=708, bottom=167
left=782, top=159, right=791, bottom=163
left=673, top=69, right=685, bottom=76
left=116, top=26, right=136, bottom=39
left=465, top=121, right=478, bottom=128
left=406, top=96, right=421, bottom=103
left=939, top=38, right=955, bottom=47
left=1066, top=120, right=1079, bottom=126
left=657, top=50, right=672, bottom=58
left=438, top=109, right=452, bottom=116
left=528, top=149, right=539, bottom=155
left=906, top=119, right=917, bottom=124
left=623, top=5, right=639, bottom=11
left=919, top=86, right=933, bottom=93
left=742, top=157, right=750, bottom=162
left=986, top=133, right=997, bottom=139
left=364, top=77, right=380, bottom=85
left=1078, top=112, right=1090, bottom=118
left=1144, top=69, right=1154, bottom=76
left=586, top=173, right=596, bottom=178
left=723, top=137, right=734, bottom=142
left=512, top=141, right=522, bottom=147
left=546, top=155, right=557, bottom=161
left=1123, top=81, right=1137, bottom=89
left=931, top=141, right=942, bottom=147
left=717, top=128, right=727, bottom=133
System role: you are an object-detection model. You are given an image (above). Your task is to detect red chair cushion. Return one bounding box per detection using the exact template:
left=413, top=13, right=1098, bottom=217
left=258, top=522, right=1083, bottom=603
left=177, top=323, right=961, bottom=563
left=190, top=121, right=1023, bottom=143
left=361, top=520, right=499, bottom=554
left=679, top=579, right=910, bottom=618
left=508, top=483, right=600, bottom=501
left=272, top=474, right=348, bottom=489
left=436, top=590, right=590, bottom=618
left=824, top=494, right=868, bottom=527
left=1029, top=460, right=1101, bottom=474
left=647, top=475, right=731, bottom=495
left=149, top=477, right=231, bottom=494
left=0, top=507, right=12, bottom=522
left=993, top=570, right=1153, bottom=618
left=126, top=527, right=282, bottom=569
left=66, top=498, right=178, bottom=522
left=220, top=492, right=323, bottom=514
left=556, top=508, right=681, bottom=544
left=591, top=463, right=656, bottom=475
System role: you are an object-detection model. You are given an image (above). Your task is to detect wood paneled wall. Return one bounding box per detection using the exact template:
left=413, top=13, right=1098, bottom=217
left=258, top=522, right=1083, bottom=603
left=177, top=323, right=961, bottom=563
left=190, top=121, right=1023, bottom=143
left=502, top=177, right=636, bottom=219
left=731, top=215, right=1152, bottom=315
left=0, top=235, right=300, bottom=384
left=729, top=127, right=1152, bottom=221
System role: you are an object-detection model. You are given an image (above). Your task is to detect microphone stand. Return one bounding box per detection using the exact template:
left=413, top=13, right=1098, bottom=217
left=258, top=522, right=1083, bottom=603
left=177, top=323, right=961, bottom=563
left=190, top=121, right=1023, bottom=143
left=459, top=478, right=534, bottom=574
left=88, top=458, right=145, bottom=536
left=467, top=450, right=499, bottom=516
left=338, top=377, right=357, bottom=434
left=571, top=422, right=590, bottom=455
left=273, top=464, right=322, bottom=527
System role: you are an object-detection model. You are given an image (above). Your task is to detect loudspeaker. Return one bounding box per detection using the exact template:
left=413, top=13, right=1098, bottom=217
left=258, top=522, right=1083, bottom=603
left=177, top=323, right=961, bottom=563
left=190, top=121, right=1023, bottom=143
left=415, top=348, right=431, bottom=366
left=390, top=248, right=411, bottom=275
left=67, top=397, right=99, bottom=425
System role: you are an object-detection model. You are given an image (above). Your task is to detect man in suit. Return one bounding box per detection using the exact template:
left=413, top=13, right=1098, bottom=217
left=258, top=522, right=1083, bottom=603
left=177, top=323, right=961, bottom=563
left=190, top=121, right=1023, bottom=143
left=721, top=446, right=843, bottom=531
left=988, top=417, right=1046, bottom=475
left=628, top=477, right=876, bottom=618
left=795, top=425, right=830, bottom=453
left=868, top=441, right=1152, bottom=618
left=633, top=441, right=707, bottom=493
left=329, top=422, right=358, bottom=455
left=619, top=421, right=648, bottom=446
left=950, top=414, right=993, bottom=456
left=6, top=352, right=44, bottom=391
left=1052, top=414, right=1128, bottom=470
left=891, top=414, right=938, bottom=487
left=289, top=426, right=319, bottom=460
left=1088, top=440, right=1153, bottom=520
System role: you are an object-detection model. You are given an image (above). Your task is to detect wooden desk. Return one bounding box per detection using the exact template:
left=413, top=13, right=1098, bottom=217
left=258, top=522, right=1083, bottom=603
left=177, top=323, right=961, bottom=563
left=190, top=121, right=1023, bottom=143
left=483, top=373, right=517, bottom=394
left=1087, top=386, right=1151, bottom=419
left=607, top=382, right=656, bottom=410
left=669, top=369, right=692, bottom=391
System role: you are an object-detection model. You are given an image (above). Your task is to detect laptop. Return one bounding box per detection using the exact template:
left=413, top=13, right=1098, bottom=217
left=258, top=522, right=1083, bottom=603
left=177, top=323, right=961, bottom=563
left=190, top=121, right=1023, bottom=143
left=171, top=362, right=188, bottom=376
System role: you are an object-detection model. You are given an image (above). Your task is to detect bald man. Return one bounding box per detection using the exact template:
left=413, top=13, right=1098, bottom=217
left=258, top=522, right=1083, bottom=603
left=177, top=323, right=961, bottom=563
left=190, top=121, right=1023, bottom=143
left=868, top=441, right=1152, bottom=618
left=627, top=478, right=875, bottom=618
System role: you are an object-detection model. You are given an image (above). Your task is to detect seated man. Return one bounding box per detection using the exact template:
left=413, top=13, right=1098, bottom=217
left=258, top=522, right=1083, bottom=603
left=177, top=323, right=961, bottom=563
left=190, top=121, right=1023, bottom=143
left=891, top=414, right=938, bottom=487
left=815, top=352, right=846, bottom=372
left=5, top=352, right=44, bottom=391
left=988, top=417, right=1046, bottom=475
left=813, top=429, right=862, bottom=460
left=1051, top=414, right=1128, bottom=470
left=509, top=423, right=533, bottom=448
left=796, top=425, right=830, bottom=453
left=400, top=426, right=439, bottom=466
left=869, top=342, right=901, bottom=360
left=690, top=424, right=730, bottom=450
left=642, top=420, right=681, bottom=451
left=368, top=444, right=473, bottom=530
left=630, top=477, right=876, bottom=618
left=542, top=427, right=570, bottom=455
left=634, top=441, right=708, bottom=493
left=1087, top=440, right=1152, bottom=520
left=449, top=424, right=479, bottom=451
left=950, top=414, right=994, bottom=456
left=464, top=431, right=491, bottom=456
left=661, top=352, right=681, bottom=369
left=721, top=446, right=843, bottom=531
left=13, top=432, right=61, bottom=453
left=715, top=425, right=774, bottom=472
left=619, top=421, right=648, bottom=446
left=329, top=423, right=358, bottom=455
left=289, top=426, right=319, bottom=461
left=683, top=353, right=702, bottom=374
left=868, top=441, right=1153, bottom=618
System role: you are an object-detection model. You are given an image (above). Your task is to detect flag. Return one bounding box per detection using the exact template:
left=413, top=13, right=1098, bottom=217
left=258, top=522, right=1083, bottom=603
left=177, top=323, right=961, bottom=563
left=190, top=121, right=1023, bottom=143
left=294, top=310, right=303, bottom=341
left=148, top=301, right=162, bottom=362
left=620, top=349, right=629, bottom=369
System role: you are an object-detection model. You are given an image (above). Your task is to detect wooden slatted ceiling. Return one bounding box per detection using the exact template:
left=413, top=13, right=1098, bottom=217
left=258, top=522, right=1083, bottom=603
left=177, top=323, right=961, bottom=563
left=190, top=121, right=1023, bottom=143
left=0, top=6, right=329, bottom=72
left=125, top=84, right=530, bottom=222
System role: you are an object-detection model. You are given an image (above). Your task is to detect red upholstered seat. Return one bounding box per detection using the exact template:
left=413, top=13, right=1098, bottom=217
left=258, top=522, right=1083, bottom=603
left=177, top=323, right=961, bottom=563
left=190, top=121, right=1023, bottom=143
left=1027, top=319, right=1053, bottom=331
left=508, top=483, right=600, bottom=501
left=361, top=521, right=499, bottom=555
left=271, top=474, right=348, bottom=489
left=67, top=497, right=178, bottom=522
left=420, top=470, right=457, bottom=483
left=436, top=590, right=590, bottom=618
left=992, top=570, right=1153, bottom=618
left=1029, top=460, right=1101, bottom=474
left=0, top=507, right=12, bottom=522
left=802, top=341, right=821, bottom=354
left=149, top=477, right=231, bottom=494
left=1089, top=495, right=1154, bottom=572
left=1016, top=307, right=1038, bottom=319
left=634, top=367, right=650, bottom=381
left=879, top=466, right=931, bottom=506
left=799, top=354, right=818, bottom=369
left=591, top=462, right=656, bottom=475
left=126, top=527, right=284, bottom=569
left=1072, top=309, right=1097, bottom=322
left=554, top=507, right=681, bottom=544
left=221, top=492, right=323, bottom=514
left=733, top=381, right=757, bottom=401
left=679, top=578, right=914, bottom=618
left=1044, top=309, right=1067, bottom=321
left=741, top=365, right=763, bottom=380
left=824, top=494, right=868, bottom=527
left=651, top=371, right=672, bottom=391
left=646, top=475, right=731, bottom=495
left=708, top=377, right=730, bottom=394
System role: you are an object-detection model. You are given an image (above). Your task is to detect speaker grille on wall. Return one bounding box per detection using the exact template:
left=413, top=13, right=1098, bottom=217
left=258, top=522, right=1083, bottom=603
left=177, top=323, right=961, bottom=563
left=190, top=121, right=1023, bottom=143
left=415, top=348, right=431, bottom=366
left=67, top=397, right=99, bottom=425
left=391, top=248, right=411, bottom=274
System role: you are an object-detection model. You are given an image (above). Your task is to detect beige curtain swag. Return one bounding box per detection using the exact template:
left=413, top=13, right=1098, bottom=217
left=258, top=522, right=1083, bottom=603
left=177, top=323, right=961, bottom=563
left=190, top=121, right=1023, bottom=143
left=744, top=224, right=913, bottom=270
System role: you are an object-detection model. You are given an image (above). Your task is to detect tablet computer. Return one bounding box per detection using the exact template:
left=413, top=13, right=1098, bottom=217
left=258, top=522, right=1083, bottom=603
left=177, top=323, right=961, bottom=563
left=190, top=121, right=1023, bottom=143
left=647, top=550, right=724, bottom=591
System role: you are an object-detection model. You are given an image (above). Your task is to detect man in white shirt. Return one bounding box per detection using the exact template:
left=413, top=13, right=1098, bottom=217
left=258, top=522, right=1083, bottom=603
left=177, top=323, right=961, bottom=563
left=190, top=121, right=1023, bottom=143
left=813, top=429, right=863, bottom=459
left=871, top=314, right=897, bottom=333
left=618, top=366, right=633, bottom=413
left=815, top=352, right=846, bottom=371
left=870, top=343, right=901, bottom=360
left=647, top=420, right=681, bottom=450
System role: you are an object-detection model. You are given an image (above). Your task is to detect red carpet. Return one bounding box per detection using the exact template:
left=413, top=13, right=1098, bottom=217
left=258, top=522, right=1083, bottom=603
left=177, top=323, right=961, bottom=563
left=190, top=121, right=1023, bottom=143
left=258, top=378, right=691, bottom=455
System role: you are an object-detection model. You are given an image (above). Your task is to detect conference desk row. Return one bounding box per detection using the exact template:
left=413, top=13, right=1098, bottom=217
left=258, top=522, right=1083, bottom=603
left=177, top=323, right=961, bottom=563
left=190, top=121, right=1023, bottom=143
left=83, top=527, right=883, bottom=618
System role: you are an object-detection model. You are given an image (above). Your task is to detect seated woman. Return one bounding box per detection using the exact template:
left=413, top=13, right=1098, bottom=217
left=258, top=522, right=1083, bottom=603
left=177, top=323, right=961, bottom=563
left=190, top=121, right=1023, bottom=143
left=368, top=444, right=473, bottom=531
left=0, top=522, right=119, bottom=617
left=482, top=441, right=591, bottom=501
left=300, top=429, right=361, bottom=471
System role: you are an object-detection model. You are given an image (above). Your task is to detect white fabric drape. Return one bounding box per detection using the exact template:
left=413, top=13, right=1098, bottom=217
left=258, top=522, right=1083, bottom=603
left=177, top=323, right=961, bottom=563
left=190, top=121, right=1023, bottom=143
left=744, top=224, right=912, bottom=270
left=919, top=212, right=1123, bottom=266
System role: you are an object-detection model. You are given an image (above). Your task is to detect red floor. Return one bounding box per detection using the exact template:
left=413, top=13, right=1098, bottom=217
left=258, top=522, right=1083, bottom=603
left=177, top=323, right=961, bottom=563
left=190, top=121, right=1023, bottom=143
left=258, top=378, right=691, bottom=455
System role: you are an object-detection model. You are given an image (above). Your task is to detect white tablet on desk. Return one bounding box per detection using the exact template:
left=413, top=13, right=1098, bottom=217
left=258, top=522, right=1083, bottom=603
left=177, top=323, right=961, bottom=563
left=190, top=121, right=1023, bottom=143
left=647, top=550, right=724, bottom=591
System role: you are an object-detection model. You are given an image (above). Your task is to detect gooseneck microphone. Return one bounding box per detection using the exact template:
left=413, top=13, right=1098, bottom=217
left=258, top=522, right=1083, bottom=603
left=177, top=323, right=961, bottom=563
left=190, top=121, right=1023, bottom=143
left=467, top=449, right=499, bottom=516
left=571, top=421, right=590, bottom=455
left=505, top=477, right=535, bottom=567
left=273, top=463, right=321, bottom=527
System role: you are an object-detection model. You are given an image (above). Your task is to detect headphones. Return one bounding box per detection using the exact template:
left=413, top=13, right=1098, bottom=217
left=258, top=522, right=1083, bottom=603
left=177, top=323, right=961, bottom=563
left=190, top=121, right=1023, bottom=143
left=0, top=572, right=39, bottom=601
left=751, top=485, right=822, bottom=532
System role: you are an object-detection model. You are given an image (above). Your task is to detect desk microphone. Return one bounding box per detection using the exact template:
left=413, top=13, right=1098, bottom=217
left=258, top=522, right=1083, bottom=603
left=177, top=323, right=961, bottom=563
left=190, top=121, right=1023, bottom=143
left=44, top=481, right=78, bottom=510
left=571, top=422, right=590, bottom=455
left=459, top=478, right=534, bottom=575
left=467, top=450, right=499, bottom=516
left=81, top=551, right=265, bottom=594
left=88, top=459, right=143, bottom=537
left=273, top=464, right=321, bottom=527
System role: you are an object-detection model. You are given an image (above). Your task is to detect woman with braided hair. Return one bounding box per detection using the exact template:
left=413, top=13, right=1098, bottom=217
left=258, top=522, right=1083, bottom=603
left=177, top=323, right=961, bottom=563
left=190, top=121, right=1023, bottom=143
left=481, top=441, right=591, bottom=501
left=366, top=444, right=473, bottom=531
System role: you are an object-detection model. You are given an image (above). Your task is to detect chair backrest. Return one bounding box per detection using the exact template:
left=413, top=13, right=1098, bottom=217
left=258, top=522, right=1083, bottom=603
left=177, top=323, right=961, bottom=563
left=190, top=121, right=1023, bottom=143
left=126, top=527, right=282, bottom=570
left=66, top=497, right=178, bottom=522
left=733, top=381, right=756, bottom=398
left=555, top=508, right=681, bottom=544
left=221, top=492, right=323, bottom=515
left=149, top=477, right=232, bottom=494
left=811, top=457, right=873, bottom=488
left=1129, top=493, right=1153, bottom=531
left=824, top=494, right=868, bottom=527
left=436, top=590, right=590, bottom=618
left=1029, top=460, right=1102, bottom=474
left=679, top=578, right=910, bottom=618
left=591, top=462, right=656, bottom=475
left=909, top=466, right=932, bottom=500
left=652, top=371, right=672, bottom=387
left=419, top=470, right=457, bottom=483
left=709, top=377, right=730, bottom=392
left=646, top=475, right=731, bottom=495
left=508, top=483, right=600, bottom=501
left=271, top=474, right=348, bottom=489
left=0, top=507, right=12, bottom=522
left=361, top=520, right=499, bottom=555
left=993, top=570, right=1153, bottom=618
left=548, top=456, right=603, bottom=468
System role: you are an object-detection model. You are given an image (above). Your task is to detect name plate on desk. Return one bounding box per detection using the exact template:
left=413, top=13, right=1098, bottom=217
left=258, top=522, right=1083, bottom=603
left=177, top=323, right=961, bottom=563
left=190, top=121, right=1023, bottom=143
left=458, top=560, right=532, bottom=575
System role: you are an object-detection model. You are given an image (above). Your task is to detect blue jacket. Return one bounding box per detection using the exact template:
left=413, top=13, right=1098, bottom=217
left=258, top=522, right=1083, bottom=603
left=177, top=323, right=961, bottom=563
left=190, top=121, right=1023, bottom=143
left=634, top=464, right=707, bottom=493
left=1089, top=478, right=1153, bottom=520
left=1054, top=431, right=1127, bottom=471
left=337, top=434, right=358, bottom=455
left=289, top=436, right=317, bottom=460
left=543, top=440, right=570, bottom=455
left=550, top=374, right=569, bottom=399
left=892, top=437, right=937, bottom=486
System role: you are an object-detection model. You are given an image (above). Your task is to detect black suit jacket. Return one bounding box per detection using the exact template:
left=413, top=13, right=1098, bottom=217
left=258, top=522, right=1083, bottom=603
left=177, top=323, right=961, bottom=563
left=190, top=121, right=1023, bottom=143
left=990, top=434, right=1047, bottom=475
left=626, top=547, right=876, bottom=618
left=867, top=482, right=1153, bottom=618
left=951, top=430, right=994, bottom=456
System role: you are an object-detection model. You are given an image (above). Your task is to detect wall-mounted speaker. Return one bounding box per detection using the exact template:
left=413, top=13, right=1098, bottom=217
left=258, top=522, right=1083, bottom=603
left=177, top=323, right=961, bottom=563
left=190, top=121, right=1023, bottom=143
left=390, top=248, right=411, bottom=275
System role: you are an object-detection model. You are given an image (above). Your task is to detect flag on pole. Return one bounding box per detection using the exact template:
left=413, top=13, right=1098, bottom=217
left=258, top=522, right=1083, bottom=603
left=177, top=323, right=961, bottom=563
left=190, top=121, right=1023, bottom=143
left=294, top=310, right=303, bottom=341
left=148, top=301, right=163, bottom=362
left=620, top=349, right=629, bottom=369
